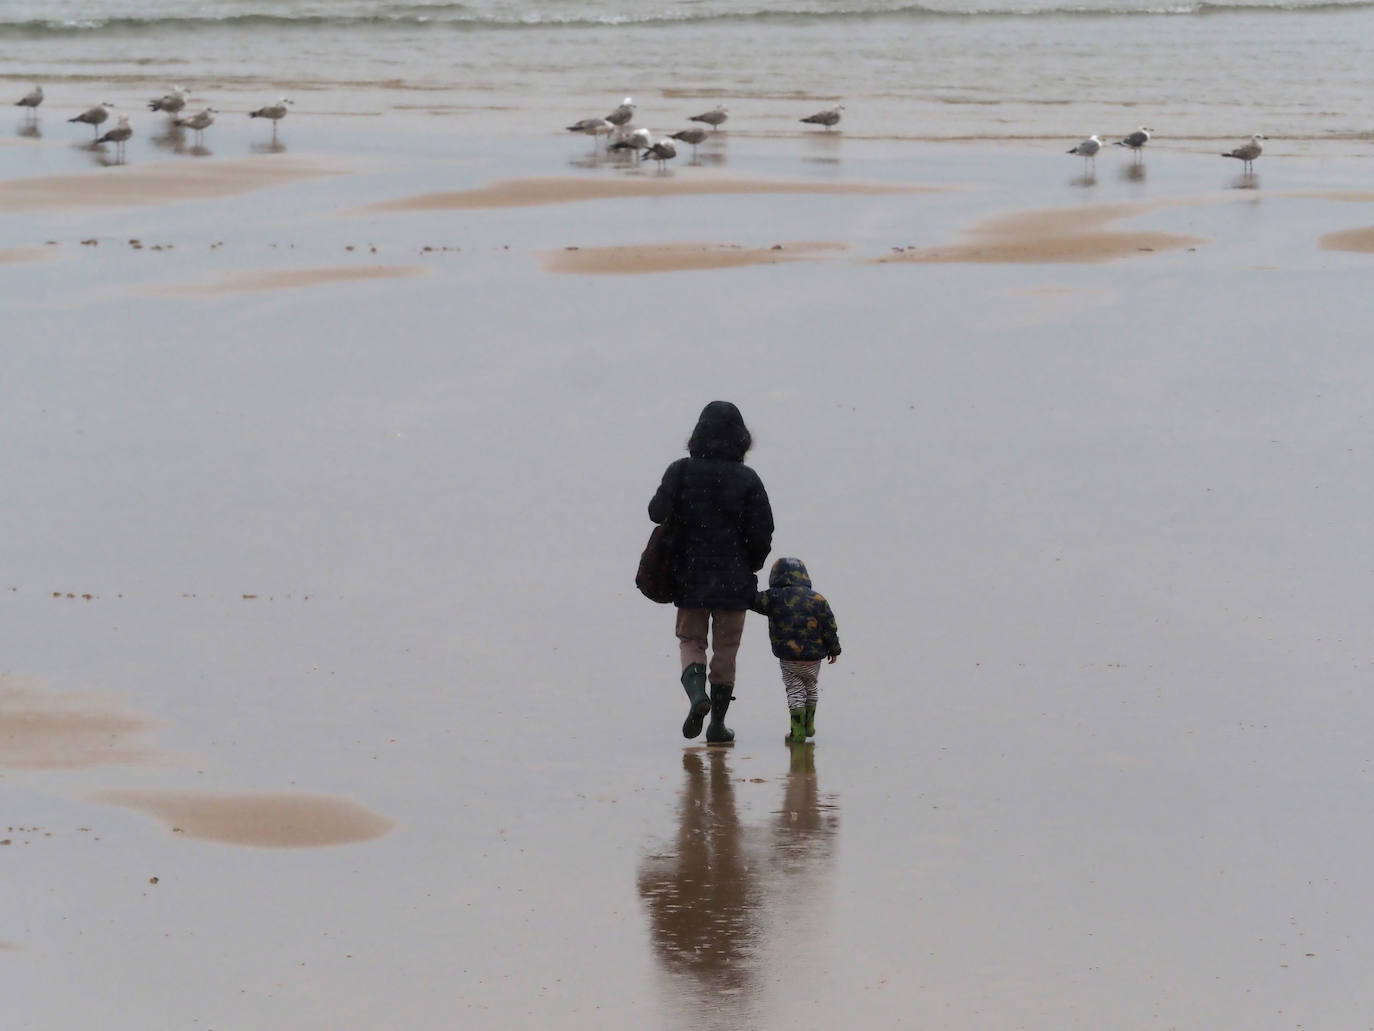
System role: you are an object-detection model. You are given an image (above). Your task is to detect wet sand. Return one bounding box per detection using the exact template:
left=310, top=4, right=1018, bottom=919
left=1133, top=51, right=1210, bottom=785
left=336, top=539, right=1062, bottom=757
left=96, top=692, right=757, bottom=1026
left=1319, top=227, right=1374, bottom=252
left=358, top=174, right=940, bottom=212
left=541, top=241, right=847, bottom=275
left=5, top=118, right=1374, bottom=1030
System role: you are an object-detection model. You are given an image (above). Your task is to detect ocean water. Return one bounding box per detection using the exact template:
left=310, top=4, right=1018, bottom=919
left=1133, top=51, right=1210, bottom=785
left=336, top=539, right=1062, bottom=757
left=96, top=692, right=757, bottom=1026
left=3, top=0, right=1374, bottom=150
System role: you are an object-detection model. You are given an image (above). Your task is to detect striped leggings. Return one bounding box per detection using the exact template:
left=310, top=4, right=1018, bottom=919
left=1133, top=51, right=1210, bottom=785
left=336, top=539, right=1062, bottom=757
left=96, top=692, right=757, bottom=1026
left=779, top=660, right=821, bottom=710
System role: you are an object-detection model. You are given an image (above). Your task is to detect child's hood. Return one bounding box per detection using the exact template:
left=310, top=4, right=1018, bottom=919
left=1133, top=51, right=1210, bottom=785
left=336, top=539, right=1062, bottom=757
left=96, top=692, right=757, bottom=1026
left=768, top=557, right=812, bottom=590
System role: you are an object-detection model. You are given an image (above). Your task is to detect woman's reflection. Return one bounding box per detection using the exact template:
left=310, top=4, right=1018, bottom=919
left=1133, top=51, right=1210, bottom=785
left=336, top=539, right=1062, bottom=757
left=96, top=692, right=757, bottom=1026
left=639, top=745, right=839, bottom=1024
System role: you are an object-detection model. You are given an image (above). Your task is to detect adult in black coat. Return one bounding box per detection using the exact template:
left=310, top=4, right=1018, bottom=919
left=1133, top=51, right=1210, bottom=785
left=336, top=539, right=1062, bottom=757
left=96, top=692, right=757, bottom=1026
left=649, top=401, right=774, bottom=743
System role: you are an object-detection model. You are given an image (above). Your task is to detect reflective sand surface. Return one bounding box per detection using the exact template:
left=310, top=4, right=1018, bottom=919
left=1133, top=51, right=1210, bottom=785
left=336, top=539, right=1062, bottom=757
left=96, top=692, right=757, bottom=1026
left=4, top=121, right=1374, bottom=1029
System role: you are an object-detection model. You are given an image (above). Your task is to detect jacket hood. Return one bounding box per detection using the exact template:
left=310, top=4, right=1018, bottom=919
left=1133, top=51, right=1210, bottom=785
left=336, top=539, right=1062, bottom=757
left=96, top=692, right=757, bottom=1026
left=768, top=557, right=811, bottom=589
left=688, top=400, right=751, bottom=461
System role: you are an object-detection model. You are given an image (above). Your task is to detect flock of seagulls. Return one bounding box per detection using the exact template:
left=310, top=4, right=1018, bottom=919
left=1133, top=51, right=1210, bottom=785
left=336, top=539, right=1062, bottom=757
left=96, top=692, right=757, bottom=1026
left=1068, top=127, right=1267, bottom=174
left=565, top=96, right=850, bottom=167
left=12, top=85, right=293, bottom=162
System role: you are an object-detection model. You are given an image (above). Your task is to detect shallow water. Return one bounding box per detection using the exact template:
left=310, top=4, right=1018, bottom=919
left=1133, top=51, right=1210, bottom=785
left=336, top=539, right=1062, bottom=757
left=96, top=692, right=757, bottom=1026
left=4, top=115, right=1374, bottom=1028
left=4, top=0, right=1374, bottom=152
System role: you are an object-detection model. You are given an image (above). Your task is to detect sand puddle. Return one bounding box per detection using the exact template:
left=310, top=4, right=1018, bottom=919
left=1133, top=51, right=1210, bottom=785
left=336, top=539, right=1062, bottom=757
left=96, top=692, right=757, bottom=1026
left=358, top=175, right=940, bottom=212
left=879, top=201, right=1206, bottom=264
left=150, top=264, right=425, bottom=295
left=0, top=677, right=165, bottom=770
left=0, top=157, right=338, bottom=213
left=0, top=247, right=47, bottom=264
left=542, top=241, right=848, bottom=275
left=1319, top=227, right=1374, bottom=253
left=92, top=789, right=395, bottom=848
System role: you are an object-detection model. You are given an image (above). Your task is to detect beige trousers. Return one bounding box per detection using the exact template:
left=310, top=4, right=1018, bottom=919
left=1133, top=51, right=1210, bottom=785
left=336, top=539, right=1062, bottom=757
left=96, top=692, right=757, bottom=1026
left=675, top=608, right=747, bottom=686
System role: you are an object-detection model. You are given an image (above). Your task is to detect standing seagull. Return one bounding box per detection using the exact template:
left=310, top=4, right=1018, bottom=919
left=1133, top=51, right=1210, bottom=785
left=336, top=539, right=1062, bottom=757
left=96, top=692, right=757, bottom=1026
left=1114, top=126, right=1153, bottom=160
left=249, top=97, right=293, bottom=137
left=1221, top=134, right=1266, bottom=173
left=642, top=138, right=677, bottom=169
left=689, top=105, right=728, bottom=131
left=174, top=107, right=217, bottom=145
left=15, top=85, right=43, bottom=119
left=606, top=97, right=636, bottom=128
left=800, top=104, right=844, bottom=130
left=148, top=86, right=187, bottom=116
left=566, top=117, right=615, bottom=145
left=96, top=114, right=133, bottom=161
left=69, top=102, right=111, bottom=138
left=669, top=126, right=708, bottom=155
left=1067, top=134, right=1103, bottom=166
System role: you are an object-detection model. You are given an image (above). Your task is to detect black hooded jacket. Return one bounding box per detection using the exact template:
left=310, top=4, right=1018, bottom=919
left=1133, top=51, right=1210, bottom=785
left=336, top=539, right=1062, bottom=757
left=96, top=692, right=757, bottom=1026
left=648, top=402, right=774, bottom=610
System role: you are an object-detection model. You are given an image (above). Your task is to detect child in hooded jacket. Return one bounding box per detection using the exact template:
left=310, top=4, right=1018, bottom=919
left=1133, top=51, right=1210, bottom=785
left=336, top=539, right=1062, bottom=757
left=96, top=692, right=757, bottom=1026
left=750, top=557, right=842, bottom=743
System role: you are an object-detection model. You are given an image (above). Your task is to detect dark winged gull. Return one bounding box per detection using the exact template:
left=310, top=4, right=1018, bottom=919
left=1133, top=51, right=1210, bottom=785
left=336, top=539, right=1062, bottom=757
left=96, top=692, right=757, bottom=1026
left=642, top=138, right=677, bottom=168
left=174, top=107, right=217, bottom=145
left=689, top=105, right=728, bottom=131
left=1221, top=134, right=1266, bottom=172
left=96, top=114, right=132, bottom=160
left=1067, top=134, right=1103, bottom=165
left=148, top=86, right=187, bottom=116
left=15, top=85, right=43, bottom=118
left=669, top=126, right=708, bottom=153
left=69, top=102, right=112, bottom=137
left=1114, top=126, right=1153, bottom=159
left=249, top=97, right=293, bottom=137
left=606, top=97, right=636, bottom=128
left=800, top=105, right=844, bottom=130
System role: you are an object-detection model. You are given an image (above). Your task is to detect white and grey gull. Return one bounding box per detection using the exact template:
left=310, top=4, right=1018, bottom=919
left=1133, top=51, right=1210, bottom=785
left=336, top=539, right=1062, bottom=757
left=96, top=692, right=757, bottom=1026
left=689, top=105, right=728, bottom=131
left=249, top=97, right=293, bottom=136
left=15, top=85, right=43, bottom=118
left=174, top=107, right=217, bottom=145
left=605, top=97, right=636, bottom=128
left=1067, top=134, right=1103, bottom=165
left=96, top=114, right=133, bottom=160
left=147, top=86, right=188, bottom=116
left=68, top=102, right=112, bottom=137
left=1221, top=134, right=1266, bottom=172
left=642, top=138, right=677, bottom=168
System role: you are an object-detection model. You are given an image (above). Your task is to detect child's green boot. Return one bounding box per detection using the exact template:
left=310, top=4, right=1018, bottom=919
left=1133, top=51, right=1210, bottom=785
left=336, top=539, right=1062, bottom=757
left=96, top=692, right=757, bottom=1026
left=804, top=703, right=817, bottom=739
left=785, top=708, right=807, bottom=744
left=680, top=663, right=711, bottom=739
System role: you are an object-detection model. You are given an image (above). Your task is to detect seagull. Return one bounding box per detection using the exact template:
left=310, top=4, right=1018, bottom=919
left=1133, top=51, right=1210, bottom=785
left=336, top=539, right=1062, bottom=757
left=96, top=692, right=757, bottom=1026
left=1067, top=134, right=1103, bottom=165
left=96, top=114, right=133, bottom=160
left=174, top=107, right=217, bottom=144
left=566, top=117, right=615, bottom=144
left=15, top=85, right=43, bottom=118
left=642, top=138, right=677, bottom=169
left=1221, top=134, right=1266, bottom=173
left=689, top=105, right=728, bottom=131
left=68, top=102, right=111, bottom=137
left=669, top=126, right=709, bottom=153
left=605, top=97, right=636, bottom=127
left=1114, top=126, right=1153, bottom=159
left=609, top=127, right=652, bottom=157
left=148, top=86, right=188, bottom=116
left=800, top=104, right=844, bottom=130
left=249, top=97, right=293, bottom=136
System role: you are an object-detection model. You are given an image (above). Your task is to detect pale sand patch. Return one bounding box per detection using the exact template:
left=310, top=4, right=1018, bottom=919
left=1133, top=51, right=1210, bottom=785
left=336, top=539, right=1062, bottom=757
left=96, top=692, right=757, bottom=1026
left=92, top=789, right=395, bottom=848
left=0, top=157, right=338, bottom=213
left=542, top=241, right=848, bottom=275
left=358, top=175, right=939, bottom=213
left=0, top=247, right=48, bottom=265
left=879, top=201, right=1206, bottom=265
left=0, top=941, right=19, bottom=952
left=151, top=264, right=425, bottom=295
left=1319, top=227, right=1374, bottom=253
left=0, top=677, right=164, bottom=770
left=1281, top=191, right=1374, bottom=203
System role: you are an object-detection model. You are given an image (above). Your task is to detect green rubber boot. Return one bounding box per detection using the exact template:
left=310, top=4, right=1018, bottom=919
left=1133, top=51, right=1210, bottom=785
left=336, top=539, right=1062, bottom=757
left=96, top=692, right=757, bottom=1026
left=804, top=703, right=817, bottom=739
left=785, top=708, right=807, bottom=744
left=705, top=683, right=736, bottom=744
left=681, top=664, right=711, bottom=739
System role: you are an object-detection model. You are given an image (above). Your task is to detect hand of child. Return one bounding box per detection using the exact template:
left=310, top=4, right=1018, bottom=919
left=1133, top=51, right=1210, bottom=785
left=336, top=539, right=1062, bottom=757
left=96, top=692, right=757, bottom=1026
left=827, top=654, right=838, bottom=664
